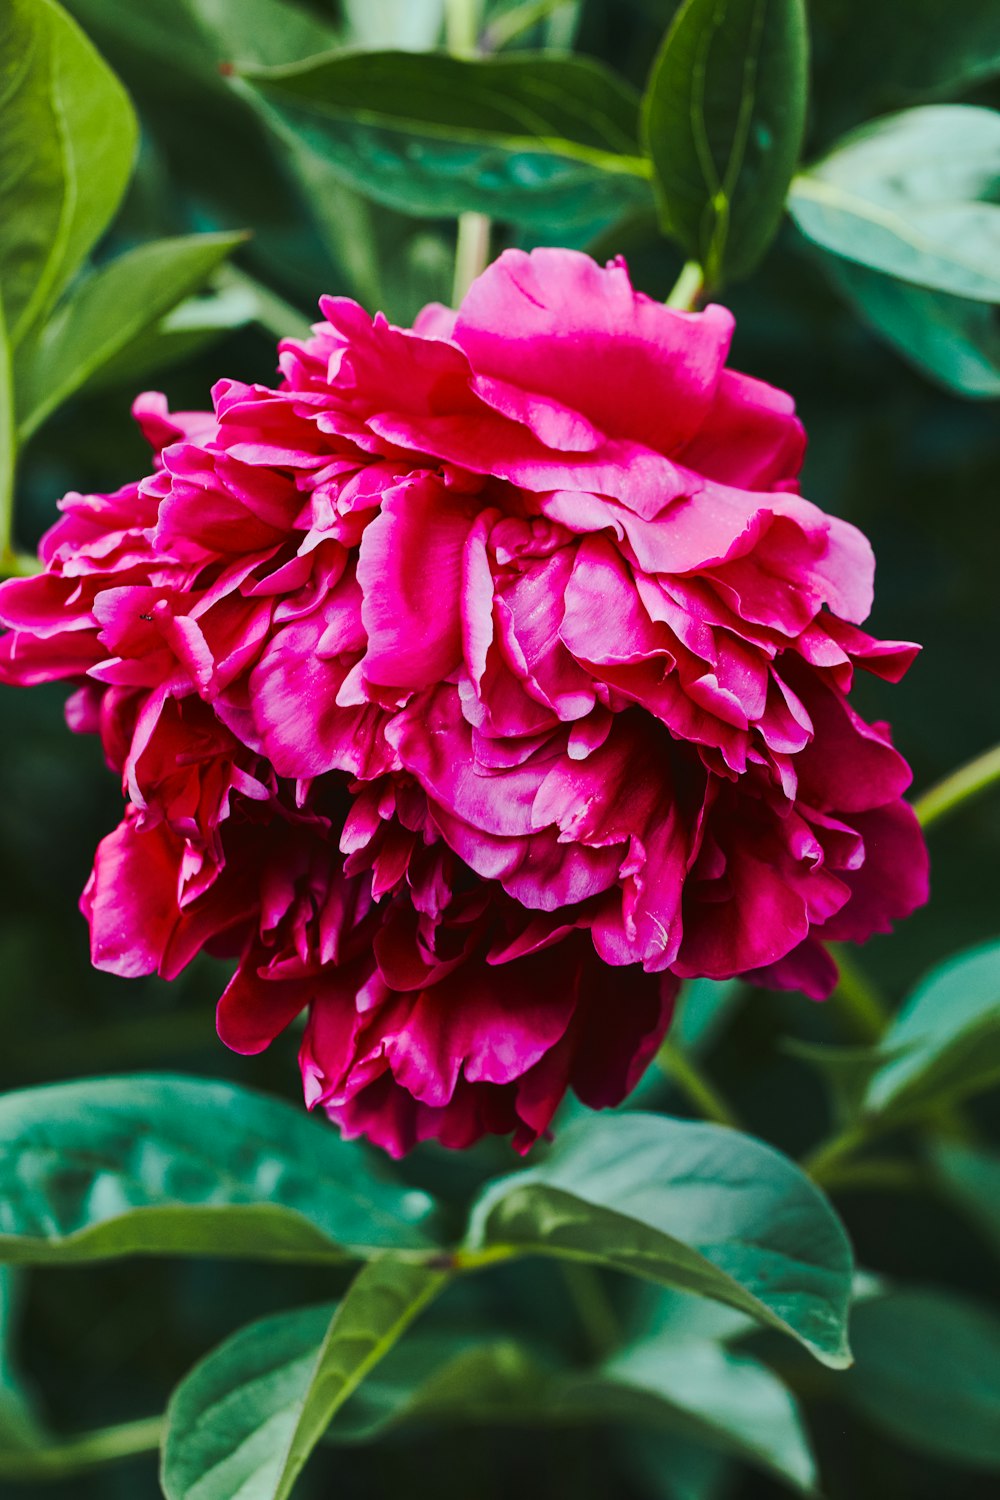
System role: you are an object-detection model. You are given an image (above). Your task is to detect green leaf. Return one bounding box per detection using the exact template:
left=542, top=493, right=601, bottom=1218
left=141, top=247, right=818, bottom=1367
left=931, top=1140, right=1000, bottom=1256
left=641, top=0, right=808, bottom=285
left=465, top=1113, right=854, bottom=1367
left=161, top=1261, right=448, bottom=1500
left=14, top=231, right=247, bottom=440
left=863, top=937, right=1000, bottom=1120
left=0, top=0, right=137, bottom=348
left=844, top=1289, right=1000, bottom=1470
left=789, top=106, right=1000, bottom=303
left=328, top=1330, right=555, bottom=1440
left=820, top=254, right=1000, bottom=400
left=0, top=1074, right=439, bottom=1265
left=237, top=49, right=653, bottom=228
left=348, top=1318, right=814, bottom=1492
left=66, top=0, right=342, bottom=81
left=164, top=1294, right=812, bottom=1494
left=74, top=276, right=264, bottom=398
left=568, top=1335, right=816, bottom=1494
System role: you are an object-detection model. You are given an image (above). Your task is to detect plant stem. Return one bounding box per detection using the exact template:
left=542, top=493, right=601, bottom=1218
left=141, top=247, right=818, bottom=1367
left=451, top=212, right=491, bottom=306
left=449, top=1243, right=523, bottom=1273
left=827, top=944, right=889, bottom=1042
left=656, top=1038, right=741, bottom=1128
left=665, top=260, right=705, bottom=311
left=560, top=1263, right=620, bottom=1359
left=0, top=293, right=18, bottom=578
left=0, top=551, right=40, bottom=580
left=445, top=0, right=482, bottom=54
left=913, top=741, right=1000, bottom=830
left=0, top=1417, right=163, bottom=1480
left=802, top=1125, right=872, bottom=1185
left=445, top=0, right=491, bottom=306
left=812, top=1156, right=926, bottom=1193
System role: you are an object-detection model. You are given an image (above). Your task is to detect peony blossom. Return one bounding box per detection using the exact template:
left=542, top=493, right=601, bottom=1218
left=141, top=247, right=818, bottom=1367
left=0, top=248, right=928, bottom=1152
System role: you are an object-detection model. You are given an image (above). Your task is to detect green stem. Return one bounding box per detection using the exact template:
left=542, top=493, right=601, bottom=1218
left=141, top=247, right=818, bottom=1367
left=451, top=211, right=491, bottom=306
left=560, top=1263, right=620, bottom=1359
left=827, top=944, right=889, bottom=1042
left=913, top=741, right=1000, bottom=830
left=449, top=1243, right=523, bottom=1273
left=665, top=260, right=705, bottom=311
left=656, top=1039, right=742, bottom=1128
left=812, top=1156, right=926, bottom=1194
left=802, top=1125, right=873, bottom=1185
left=0, top=551, right=40, bottom=580
left=445, top=0, right=490, bottom=307
left=0, top=1417, right=163, bottom=1480
left=0, top=291, right=19, bottom=577
left=445, top=0, right=482, bottom=53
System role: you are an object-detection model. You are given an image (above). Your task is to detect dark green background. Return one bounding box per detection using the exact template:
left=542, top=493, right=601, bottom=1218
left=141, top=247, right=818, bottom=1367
left=1, top=1, right=998, bottom=1496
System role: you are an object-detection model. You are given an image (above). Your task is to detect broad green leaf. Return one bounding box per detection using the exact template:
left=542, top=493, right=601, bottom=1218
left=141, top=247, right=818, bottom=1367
left=567, top=1335, right=816, bottom=1494
left=641, top=0, right=808, bottom=285
left=0, top=1075, right=439, bottom=1265
left=789, top=107, right=1000, bottom=303
left=622, top=1281, right=757, bottom=1346
left=164, top=1298, right=811, bottom=1493
left=329, top=1331, right=554, bottom=1439
left=76, top=264, right=317, bottom=396
left=465, top=1113, right=853, bottom=1367
left=161, top=1261, right=448, bottom=1500
left=820, top=254, right=1000, bottom=400
left=341, top=1317, right=814, bottom=1492
left=0, top=0, right=137, bottom=348
left=75, top=277, right=264, bottom=397
left=14, top=231, right=247, bottom=439
left=844, top=1290, right=1000, bottom=1469
left=931, top=1140, right=1000, bottom=1256
left=237, top=50, right=653, bottom=228
left=863, top=937, right=1000, bottom=1120
left=66, top=0, right=342, bottom=82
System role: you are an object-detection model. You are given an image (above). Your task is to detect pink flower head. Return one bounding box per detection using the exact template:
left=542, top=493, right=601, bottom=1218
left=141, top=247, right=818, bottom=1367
left=0, top=248, right=928, bottom=1152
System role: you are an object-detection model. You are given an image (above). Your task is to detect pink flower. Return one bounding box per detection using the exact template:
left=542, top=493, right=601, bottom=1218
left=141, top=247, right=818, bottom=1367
left=80, top=742, right=674, bottom=1155
left=0, top=247, right=928, bottom=1152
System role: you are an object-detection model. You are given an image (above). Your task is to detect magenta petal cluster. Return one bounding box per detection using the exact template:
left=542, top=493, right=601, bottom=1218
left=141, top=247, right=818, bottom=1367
left=0, top=248, right=928, bottom=1154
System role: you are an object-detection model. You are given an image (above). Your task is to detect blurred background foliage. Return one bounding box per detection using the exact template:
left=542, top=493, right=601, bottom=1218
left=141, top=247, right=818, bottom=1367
left=1, top=1, right=998, bottom=1497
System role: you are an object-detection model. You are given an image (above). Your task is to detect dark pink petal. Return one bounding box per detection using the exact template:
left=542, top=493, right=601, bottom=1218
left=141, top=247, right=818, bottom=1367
left=452, top=248, right=733, bottom=453
left=677, top=369, right=805, bottom=489
left=358, top=473, right=474, bottom=688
